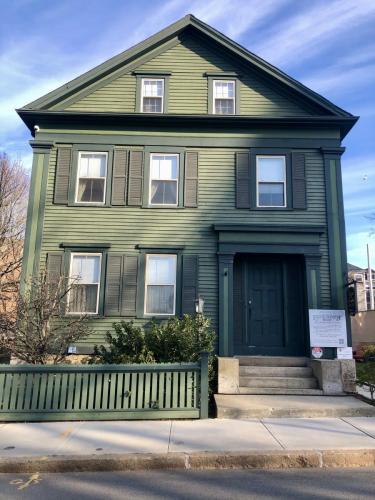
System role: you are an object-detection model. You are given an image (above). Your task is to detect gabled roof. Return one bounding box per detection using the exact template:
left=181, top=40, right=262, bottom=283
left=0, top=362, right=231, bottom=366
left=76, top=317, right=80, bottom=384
left=19, top=14, right=355, bottom=119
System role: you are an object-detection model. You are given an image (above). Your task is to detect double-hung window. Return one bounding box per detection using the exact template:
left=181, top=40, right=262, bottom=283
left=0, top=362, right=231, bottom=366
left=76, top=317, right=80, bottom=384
left=149, top=154, right=179, bottom=206
left=145, top=254, right=177, bottom=315
left=68, top=253, right=102, bottom=314
left=75, top=152, right=107, bottom=204
left=213, top=80, right=235, bottom=114
left=141, top=78, right=164, bottom=113
left=256, top=156, right=286, bottom=207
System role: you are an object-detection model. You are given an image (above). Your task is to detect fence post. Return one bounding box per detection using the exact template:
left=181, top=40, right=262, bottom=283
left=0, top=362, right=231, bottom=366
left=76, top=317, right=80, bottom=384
left=200, top=352, right=209, bottom=419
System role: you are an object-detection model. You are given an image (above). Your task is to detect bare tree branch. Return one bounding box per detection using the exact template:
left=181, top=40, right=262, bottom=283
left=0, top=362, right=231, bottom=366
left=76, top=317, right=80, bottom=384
left=0, top=271, right=93, bottom=364
left=0, top=153, right=29, bottom=317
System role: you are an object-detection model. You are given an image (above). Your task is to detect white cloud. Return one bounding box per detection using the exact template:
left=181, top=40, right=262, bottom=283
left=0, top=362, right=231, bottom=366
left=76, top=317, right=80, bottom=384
left=252, top=0, right=375, bottom=69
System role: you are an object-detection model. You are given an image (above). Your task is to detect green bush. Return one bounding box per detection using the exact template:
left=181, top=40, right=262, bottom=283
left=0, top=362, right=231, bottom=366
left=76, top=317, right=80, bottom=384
left=362, top=345, right=375, bottom=362
left=90, top=314, right=217, bottom=393
left=357, top=362, right=375, bottom=385
left=90, top=321, right=155, bottom=364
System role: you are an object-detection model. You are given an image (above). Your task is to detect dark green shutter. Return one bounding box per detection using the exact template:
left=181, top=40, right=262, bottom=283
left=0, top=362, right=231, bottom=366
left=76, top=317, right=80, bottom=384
left=104, top=254, right=138, bottom=316
left=111, top=149, right=128, bottom=206
left=46, top=252, right=64, bottom=312
left=235, top=152, right=251, bottom=208
left=121, top=255, right=138, bottom=316
left=104, top=254, right=123, bottom=316
left=54, top=147, right=72, bottom=204
left=46, top=252, right=64, bottom=283
left=181, top=255, right=199, bottom=315
left=184, top=151, right=199, bottom=207
left=127, top=151, right=144, bottom=206
left=292, top=152, right=307, bottom=209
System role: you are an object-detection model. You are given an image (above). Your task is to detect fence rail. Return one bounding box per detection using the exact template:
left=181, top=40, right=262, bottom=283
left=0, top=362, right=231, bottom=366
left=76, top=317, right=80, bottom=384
left=0, top=353, right=209, bottom=421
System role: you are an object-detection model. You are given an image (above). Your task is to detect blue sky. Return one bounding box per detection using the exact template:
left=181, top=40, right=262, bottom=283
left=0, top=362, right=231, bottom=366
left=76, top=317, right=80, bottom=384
left=1, top=0, right=374, bottom=267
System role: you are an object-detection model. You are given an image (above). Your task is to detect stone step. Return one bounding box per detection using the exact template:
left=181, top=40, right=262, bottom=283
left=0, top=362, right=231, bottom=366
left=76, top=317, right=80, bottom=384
left=239, top=376, right=318, bottom=389
left=236, top=356, right=309, bottom=367
left=238, top=387, right=324, bottom=395
left=215, top=394, right=375, bottom=418
left=239, top=366, right=313, bottom=378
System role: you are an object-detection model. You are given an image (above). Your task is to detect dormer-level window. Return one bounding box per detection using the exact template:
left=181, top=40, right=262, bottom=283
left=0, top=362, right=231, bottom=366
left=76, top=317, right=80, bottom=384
left=141, top=78, right=164, bottom=113
left=213, top=80, right=235, bottom=114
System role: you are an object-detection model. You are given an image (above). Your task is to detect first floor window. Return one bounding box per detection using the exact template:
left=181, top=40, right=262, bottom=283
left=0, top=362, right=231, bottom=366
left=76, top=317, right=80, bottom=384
left=256, top=156, right=286, bottom=207
left=145, top=254, right=177, bottom=315
left=213, top=80, right=235, bottom=114
left=76, top=152, right=107, bottom=204
left=150, top=154, right=179, bottom=205
left=141, top=78, right=164, bottom=113
left=68, top=253, right=102, bottom=314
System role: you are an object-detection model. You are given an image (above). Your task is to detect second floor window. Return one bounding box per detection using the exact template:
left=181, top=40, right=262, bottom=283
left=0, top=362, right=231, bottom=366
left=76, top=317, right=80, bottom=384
left=150, top=154, right=179, bottom=206
left=68, top=253, right=102, bottom=314
left=141, top=78, right=164, bottom=113
left=256, top=156, right=286, bottom=208
left=75, top=152, right=107, bottom=204
left=213, top=80, right=235, bottom=114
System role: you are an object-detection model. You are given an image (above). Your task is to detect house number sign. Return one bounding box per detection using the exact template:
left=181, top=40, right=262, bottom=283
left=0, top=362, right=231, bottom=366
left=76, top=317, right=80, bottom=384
left=309, top=309, right=347, bottom=348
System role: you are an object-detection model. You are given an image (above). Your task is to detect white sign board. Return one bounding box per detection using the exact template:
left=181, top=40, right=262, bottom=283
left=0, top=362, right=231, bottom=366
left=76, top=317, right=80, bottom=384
left=309, top=309, right=347, bottom=348
left=337, top=347, right=353, bottom=359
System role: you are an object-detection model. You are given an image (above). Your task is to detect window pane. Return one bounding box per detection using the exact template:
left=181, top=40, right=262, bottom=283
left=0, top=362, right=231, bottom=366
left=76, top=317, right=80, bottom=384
left=258, top=183, right=285, bottom=207
left=69, top=284, right=98, bottom=313
left=146, top=255, right=176, bottom=285
left=214, top=81, right=234, bottom=98
left=215, top=99, right=234, bottom=114
left=77, top=178, right=105, bottom=202
left=79, top=154, right=106, bottom=177
left=258, top=157, right=285, bottom=182
left=151, top=156, right=178, bottom=180
left=143, top=97, right=162, bottom=112
left=146, top=285, right=174, bottom=314
left=143, top=80, right=163, bottom=97
left=71, top=255, right=100, bottom=283
left=151, top=180, right=177, bottom=204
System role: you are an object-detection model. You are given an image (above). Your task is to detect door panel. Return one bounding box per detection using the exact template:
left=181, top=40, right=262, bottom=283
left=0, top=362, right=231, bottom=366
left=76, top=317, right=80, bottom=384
left=233, top=254, right=306, bottom=356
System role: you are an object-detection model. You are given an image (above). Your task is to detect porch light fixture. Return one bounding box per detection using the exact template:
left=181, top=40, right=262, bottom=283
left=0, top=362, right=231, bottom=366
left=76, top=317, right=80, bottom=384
left=195, top=296, right=205, bottom=314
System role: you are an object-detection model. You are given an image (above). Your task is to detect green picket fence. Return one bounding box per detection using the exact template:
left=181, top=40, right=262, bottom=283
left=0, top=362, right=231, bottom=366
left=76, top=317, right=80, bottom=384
left=0, top=353, right=209, bottom=421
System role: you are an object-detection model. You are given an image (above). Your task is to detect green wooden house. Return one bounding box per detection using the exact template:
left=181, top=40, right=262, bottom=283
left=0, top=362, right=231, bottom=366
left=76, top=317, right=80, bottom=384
left=18, top=14, right=357, bottom=367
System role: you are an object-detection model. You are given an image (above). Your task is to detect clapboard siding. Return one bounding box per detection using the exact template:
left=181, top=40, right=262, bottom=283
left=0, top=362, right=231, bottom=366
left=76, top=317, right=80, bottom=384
left=66, top=33, right=313, bottom=116
left=40, top=145, right=330, bottom=346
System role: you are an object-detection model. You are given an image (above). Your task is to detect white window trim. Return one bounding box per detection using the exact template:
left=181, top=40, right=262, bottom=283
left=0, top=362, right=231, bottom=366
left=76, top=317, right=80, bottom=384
left=67, top=252, right=102, bottom=315
left=144, top=254, right=177, bottom=316
left=75, top=151, right=108, bottom=205
left=256, top=155, right=287, bottom=208
left=212, top=79, right=235, bottom=115
left=149, top=153, right=179, bottom=207
left=141, top=78, right=164, bottom=113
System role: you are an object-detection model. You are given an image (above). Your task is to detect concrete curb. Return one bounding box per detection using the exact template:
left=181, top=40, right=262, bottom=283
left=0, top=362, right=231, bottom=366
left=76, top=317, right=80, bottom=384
left=1, top=449, right=375, bottom=473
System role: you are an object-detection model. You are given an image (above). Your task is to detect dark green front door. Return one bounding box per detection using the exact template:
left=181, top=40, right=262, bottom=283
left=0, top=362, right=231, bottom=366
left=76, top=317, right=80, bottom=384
left=233, top=254, right=306, bottom=356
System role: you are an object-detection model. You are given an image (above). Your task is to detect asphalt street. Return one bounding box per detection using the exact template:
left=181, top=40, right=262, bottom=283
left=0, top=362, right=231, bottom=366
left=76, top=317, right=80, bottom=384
left=0, top=468, right=374, bottom=500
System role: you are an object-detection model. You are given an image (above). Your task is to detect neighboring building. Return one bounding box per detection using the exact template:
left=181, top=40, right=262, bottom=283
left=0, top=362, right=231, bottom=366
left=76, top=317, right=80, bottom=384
left=18, top=15, right=357, bottom=362
left=348, top=263, right=375, bottom=312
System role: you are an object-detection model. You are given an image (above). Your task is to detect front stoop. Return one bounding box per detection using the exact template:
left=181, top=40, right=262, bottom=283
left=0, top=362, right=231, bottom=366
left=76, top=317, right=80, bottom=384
left=216, top=356, right=366, bottom=418
left=214, top=395, right=375, bottom=419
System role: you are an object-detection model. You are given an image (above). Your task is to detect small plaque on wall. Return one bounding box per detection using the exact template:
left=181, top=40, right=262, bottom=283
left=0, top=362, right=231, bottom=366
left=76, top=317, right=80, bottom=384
left=309, top=309, right=347, bottom=348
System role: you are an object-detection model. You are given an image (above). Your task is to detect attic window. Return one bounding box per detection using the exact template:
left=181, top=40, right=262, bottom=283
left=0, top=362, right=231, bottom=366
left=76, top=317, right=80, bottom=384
left=213, top=80, right=235, bottom=114
left=141, top=78, right=164, bottom=113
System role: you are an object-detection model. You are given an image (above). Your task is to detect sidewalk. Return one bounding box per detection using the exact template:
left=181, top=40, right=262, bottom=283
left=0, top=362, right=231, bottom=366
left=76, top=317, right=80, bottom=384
left=1, top=417, right=375, bottom=472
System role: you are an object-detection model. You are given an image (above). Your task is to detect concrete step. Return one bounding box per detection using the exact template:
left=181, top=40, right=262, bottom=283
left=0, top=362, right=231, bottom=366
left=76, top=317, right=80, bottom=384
left=215, top=394, right=375, bottom=418
left=238, top=387, right=324, bottom=395
left=239, top=376, right=318, bottom=389
left=236, top=356, right=308, bottom=367
left=239, top=366, right=313, bottom=378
